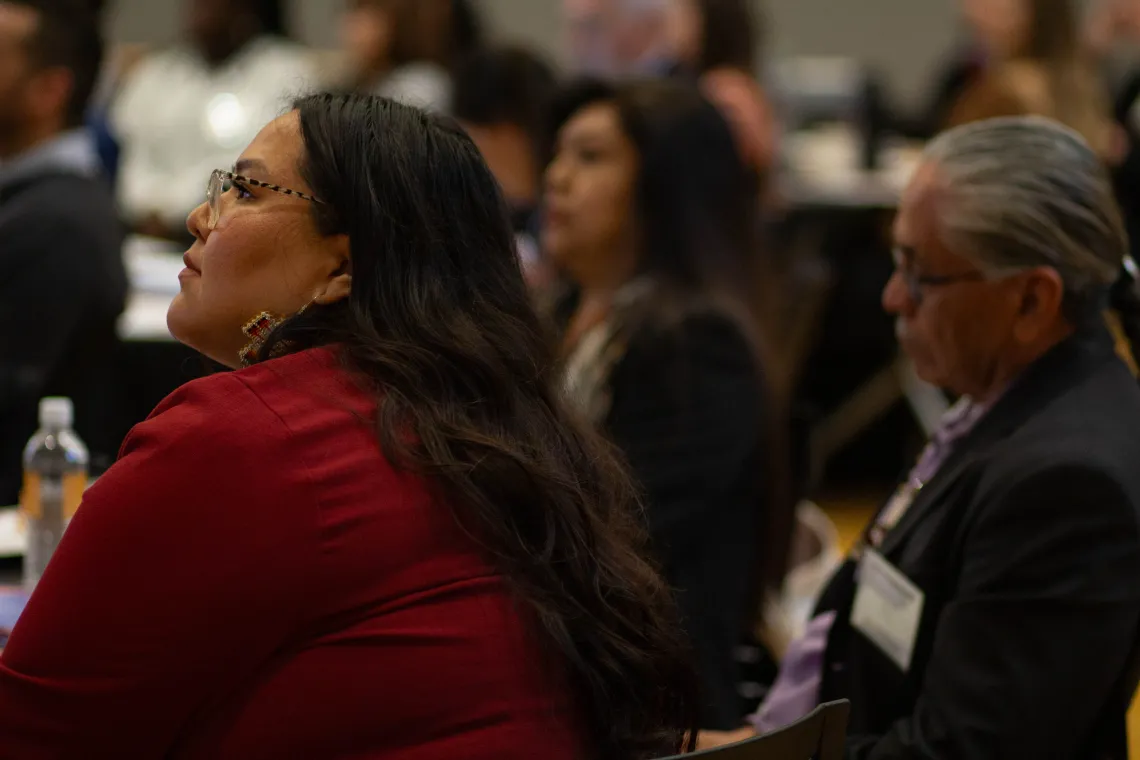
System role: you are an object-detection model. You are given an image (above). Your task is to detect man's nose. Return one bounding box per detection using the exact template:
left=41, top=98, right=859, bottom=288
left=882, top=270, right=913, bottom=316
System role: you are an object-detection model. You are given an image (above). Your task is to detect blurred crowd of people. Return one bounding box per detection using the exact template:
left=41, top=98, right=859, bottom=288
left=4, top=0, right=1140, bottom=756
left=0, top=1, right=789, bottom=730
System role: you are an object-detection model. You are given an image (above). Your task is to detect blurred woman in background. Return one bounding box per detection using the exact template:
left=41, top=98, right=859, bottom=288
left=947, top=0, right=1117, bottom=158
left=897, top=0, right=1014, bottom=139
left=341, top=0, right=481, bottom=113
left=0, top=93, right=697, bottom=759
left=665, top=0, right=778, bottom=188
left=543, top=78, right=791, bottom=730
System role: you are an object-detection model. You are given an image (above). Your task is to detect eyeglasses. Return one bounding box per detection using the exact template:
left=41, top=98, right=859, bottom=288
left=892, top=247, right=987, bottom=305
left=206, top=169, right=324, bottom=229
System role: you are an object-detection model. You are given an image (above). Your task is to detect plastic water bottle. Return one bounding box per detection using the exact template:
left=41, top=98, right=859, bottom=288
left=21, top=398, right=87, bottom=591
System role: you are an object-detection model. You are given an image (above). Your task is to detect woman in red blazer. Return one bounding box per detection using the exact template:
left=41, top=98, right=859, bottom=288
left=0, top=93, right=698, bottom=759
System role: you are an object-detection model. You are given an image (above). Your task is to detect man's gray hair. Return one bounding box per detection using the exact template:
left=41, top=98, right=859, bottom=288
left=922, top=116, right=1127, bottom=316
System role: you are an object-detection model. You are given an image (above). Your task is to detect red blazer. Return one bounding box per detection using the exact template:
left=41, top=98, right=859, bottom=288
left=0, top=348, right=583, bottom=759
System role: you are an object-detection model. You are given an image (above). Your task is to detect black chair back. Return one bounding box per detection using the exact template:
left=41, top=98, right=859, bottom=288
left=662, top=700, right=850, bottom=760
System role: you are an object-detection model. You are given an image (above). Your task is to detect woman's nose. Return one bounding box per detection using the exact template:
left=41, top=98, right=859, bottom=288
left=187, top=201, right=210, bottom=242
left=544, top=156, right=569, bottom=195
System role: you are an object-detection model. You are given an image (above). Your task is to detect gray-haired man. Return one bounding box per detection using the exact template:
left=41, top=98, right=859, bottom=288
left=705, top=115, right=1140, bottom=759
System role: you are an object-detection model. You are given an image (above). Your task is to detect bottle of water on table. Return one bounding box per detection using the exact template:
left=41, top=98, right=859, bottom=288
left=21, top=397, right=87, bottom=592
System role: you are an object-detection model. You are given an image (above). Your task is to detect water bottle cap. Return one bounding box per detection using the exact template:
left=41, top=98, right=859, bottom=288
left=39, top=397, right=73, bottom=429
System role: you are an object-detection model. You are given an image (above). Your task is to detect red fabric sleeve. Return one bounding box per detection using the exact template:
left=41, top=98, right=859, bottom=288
left=0, top=372, right=321, bottom=757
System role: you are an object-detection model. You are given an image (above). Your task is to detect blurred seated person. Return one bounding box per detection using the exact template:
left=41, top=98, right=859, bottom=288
left=0, top=93, right=699, bottom=758
left=946, top=0, right=1117, bottom=159
left=111, top=0, right=314, bottom=242
left=340, top=0, right=480, bottom=113
left=563, top=0, right=777, bottom=187
left=664, top=0, right=777, bottom=186
left=0, top=0, right=126, bottom=503
left=544, top=78, right=788, bottom=730
left=452, top=45, right=557, bottom=288
left=702, top=117, right=1140, bottom=759
left=563, top=0, right=676, bottom=78
left=894, top=0, right=1012, bottom=139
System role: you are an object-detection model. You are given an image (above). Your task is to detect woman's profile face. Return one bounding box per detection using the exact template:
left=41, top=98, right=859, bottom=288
left=170, top=111, right=350, bottom=368
left=542, top=102, right=639, bottom=284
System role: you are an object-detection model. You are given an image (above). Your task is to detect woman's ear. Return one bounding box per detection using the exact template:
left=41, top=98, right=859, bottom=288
left=315, top=273, right=352, bottom=305
left=314, top=234, right=352, bottom=305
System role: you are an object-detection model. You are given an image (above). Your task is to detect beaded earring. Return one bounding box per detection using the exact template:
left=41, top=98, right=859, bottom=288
left=238, top=312, right=283, bottom=367
left=238, top=301, right=315, bottom=367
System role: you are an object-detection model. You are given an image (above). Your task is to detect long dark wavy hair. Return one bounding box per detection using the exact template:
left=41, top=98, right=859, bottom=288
left=260, top=92, right=698, bottom=759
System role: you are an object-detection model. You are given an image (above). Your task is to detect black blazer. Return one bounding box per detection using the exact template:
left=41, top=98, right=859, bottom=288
left=815, top=327, right=1140, bottom=759
left=0, top=171, right=127, bottom=502
left=603, top=312, right=767, bottom=730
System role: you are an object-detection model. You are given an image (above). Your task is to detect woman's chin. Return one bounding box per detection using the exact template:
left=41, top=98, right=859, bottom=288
left=165, top=296, right=206, bottom=357
left=166, top=294, right=189, bottom=339
left=166, top=307, right=242, bottom=368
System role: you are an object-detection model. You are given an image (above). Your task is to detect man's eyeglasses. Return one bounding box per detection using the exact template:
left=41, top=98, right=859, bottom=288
left=206, top=169, right=324, bottom=229
left=892, top=247, right=987, bottom=305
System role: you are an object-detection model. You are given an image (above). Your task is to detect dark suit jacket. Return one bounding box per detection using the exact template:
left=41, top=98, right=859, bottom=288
left=0, top=171, right=127, bottom=502
left=603, top=312, right=767, bottom=730
left=815, top=327, right=1140, bottom=759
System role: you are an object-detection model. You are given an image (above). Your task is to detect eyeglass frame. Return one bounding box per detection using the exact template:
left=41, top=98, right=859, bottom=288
left=206, top=169, right=324, bottom=229
left=891, top=246, right=992, bottom=306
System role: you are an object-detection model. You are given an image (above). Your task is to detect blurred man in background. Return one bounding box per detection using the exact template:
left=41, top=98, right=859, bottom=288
left=704, top=116, right=1140, bottom=759
left=111, top=0, right=313, bottom=242
left=0, top=0, right=127, bottom=503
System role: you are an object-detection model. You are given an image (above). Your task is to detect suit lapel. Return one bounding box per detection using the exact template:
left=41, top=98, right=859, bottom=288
left=876, top=448, right=980, bottom=557
left=875, top=326, right=1119, bottom=558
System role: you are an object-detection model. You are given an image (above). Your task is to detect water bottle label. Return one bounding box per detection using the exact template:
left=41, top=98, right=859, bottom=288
left=20, top=471, right=87, bottom=520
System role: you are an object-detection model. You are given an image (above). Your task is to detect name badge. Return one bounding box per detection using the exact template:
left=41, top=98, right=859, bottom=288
left=850, top=549, right=925, bottom=672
